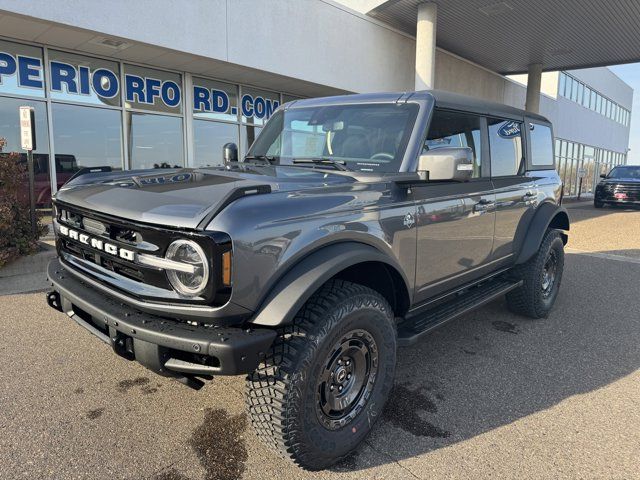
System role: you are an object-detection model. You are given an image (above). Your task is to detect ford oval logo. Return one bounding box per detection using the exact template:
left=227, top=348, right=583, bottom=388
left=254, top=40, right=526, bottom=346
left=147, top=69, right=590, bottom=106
left=497, top=121, right=521, bottom=139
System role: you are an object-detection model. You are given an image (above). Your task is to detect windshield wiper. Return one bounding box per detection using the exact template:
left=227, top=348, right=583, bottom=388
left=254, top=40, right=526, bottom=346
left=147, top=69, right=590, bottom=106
left=292, top=157, right=351, bottom=171
left=244, top=155, right=276, bottom=165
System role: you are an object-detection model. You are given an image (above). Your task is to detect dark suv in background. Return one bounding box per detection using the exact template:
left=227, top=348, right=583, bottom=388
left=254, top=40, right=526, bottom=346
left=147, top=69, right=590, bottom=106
left=594, top=165, right=640, bottom=208
left=46, top=90, right=569, bottom=470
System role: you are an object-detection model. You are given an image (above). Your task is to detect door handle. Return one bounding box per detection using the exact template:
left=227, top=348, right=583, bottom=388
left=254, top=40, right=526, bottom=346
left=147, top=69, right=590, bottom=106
left=474, top=199, right=495, bottom=212
left=522, top=190, right=537, bottom=203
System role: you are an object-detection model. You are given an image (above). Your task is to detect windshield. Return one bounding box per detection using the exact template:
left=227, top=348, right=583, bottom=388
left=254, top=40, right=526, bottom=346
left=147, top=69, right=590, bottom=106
left=247, top=103, right=419, bottom=172
left=607, top=166, right=640, bottom=179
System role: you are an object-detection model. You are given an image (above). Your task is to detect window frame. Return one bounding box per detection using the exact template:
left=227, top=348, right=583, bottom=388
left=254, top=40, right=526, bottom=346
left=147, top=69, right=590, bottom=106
left=524, top=118, right=556, bottom=170
left=486, top=115, right=526, bottom=178
left=421, top=108, right=490, bottom=180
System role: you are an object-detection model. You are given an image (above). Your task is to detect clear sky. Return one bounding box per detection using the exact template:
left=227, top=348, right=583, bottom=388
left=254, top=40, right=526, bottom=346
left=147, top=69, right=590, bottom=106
left=609, top=63, right=640, bottom=165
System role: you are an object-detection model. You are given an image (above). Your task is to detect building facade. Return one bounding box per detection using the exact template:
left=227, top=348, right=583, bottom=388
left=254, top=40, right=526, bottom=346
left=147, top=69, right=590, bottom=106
left=0, top=0, right=632, bottom=204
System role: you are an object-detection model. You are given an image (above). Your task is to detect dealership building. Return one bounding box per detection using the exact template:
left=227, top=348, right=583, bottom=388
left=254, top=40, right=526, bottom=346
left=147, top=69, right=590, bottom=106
left=0, top=0, right=635, bottom=201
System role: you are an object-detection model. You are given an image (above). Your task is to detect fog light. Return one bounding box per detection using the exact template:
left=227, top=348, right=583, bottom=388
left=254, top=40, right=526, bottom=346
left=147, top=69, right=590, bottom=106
left=165, top=240, right=209, bottom=297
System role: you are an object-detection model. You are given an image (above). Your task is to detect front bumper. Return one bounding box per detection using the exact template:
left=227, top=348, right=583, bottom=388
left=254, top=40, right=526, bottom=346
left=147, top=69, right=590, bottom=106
left=47, top=258, right=276, bottom=382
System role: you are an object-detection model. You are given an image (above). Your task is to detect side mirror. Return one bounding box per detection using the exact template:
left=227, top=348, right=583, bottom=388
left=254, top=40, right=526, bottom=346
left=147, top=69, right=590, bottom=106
left=223, top=142, right=238, bottom=163
left=600, top=173, right=607, bottom=178
left=418, top=147, right=474, bottom=182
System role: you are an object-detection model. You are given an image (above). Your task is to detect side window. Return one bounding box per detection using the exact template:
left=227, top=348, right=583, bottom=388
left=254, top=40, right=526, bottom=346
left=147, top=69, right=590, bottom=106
left=424, top=110, right=484, bottom=178
left=488, top=118, right=523, bottom=177
left=529, top=123, right=554, bottom=166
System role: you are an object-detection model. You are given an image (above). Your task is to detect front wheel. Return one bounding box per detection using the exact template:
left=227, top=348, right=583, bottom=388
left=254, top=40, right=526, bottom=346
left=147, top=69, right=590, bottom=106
left=506, top=229, right=565, bottom=319
left=594, top=198, right=604, bottom=208
left=245, top=280, right=397, bottom=470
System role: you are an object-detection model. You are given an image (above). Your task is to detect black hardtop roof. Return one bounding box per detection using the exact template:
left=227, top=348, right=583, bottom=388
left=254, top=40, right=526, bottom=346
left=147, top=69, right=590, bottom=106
left=287, top=89, right=551, bottom=124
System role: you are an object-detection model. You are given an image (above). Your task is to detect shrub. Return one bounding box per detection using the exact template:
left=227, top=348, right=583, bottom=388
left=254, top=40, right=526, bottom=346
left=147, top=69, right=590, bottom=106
left=0, top=149, right=47, bottom=267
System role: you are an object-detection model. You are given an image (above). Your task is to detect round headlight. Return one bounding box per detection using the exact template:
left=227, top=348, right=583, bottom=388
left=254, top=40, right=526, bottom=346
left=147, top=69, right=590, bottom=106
left=165, top=240, right=209, bottom=297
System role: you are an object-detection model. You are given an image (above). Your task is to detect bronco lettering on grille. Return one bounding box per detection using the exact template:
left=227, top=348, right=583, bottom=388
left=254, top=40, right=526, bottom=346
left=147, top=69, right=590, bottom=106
left=58, top=224, right=135, bottom=261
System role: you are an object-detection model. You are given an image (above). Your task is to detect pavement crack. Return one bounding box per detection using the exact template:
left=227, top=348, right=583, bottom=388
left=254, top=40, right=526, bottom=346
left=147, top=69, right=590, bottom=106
left=364, top=439, right=423, bottom=479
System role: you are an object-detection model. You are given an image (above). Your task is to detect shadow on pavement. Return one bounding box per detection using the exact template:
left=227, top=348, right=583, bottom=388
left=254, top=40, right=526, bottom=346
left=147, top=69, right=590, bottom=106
left=335, top=248, right=640, bottom=471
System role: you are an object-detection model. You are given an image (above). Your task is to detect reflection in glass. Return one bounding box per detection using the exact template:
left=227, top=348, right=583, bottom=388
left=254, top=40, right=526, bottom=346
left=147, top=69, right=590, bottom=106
left=241, top=124, right=262, bottom=157
left=0, top=97, right=51, bottom=206
left=529, top=123, right=553, bottom=166
left=193, top=120, right=238, bottom=167
left=488, top=118, right=523, bottom=177
left=128, top=112, right=183, bottom=170
left=425, top=110, right=483, bottom=177
left=52, top=103, right=122, bottom=174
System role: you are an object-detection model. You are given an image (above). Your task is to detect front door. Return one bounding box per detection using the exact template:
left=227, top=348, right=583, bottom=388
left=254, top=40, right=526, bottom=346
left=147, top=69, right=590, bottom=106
left=413, top=109, right=495, bottom=303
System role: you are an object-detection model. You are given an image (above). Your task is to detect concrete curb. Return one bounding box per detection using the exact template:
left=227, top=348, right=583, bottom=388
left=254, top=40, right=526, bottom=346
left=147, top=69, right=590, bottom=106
left=0, top=243, right=56, bottom=295
left=0, top=245, right=56, bottom=278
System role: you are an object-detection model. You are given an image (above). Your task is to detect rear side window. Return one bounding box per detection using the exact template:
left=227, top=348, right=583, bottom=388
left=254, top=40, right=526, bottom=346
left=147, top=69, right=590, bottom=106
left=424, top=110, right=484, bottom=178
left=529, top=123, right=554, bottom=166
left=488, top=118, right=523, bottom=177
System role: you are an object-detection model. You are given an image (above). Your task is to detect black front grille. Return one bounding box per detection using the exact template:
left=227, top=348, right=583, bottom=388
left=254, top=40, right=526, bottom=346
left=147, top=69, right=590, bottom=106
left=602, top=182, right=640, bottom=201
left=53, top=201, right=231, bottom=306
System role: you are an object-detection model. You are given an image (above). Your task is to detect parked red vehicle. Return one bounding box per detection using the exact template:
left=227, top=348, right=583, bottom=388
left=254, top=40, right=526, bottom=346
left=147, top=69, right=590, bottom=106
left=12, top=153, right=77, bottom=208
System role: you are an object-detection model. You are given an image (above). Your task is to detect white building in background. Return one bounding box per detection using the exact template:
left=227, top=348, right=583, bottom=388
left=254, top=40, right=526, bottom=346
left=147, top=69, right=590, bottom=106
left=0, top=0, right=632, bottom=202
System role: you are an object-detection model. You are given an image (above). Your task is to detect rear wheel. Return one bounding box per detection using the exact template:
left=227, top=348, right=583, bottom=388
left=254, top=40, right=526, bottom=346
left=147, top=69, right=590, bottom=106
left=506, top=229, right=565, bottom=318
left=245, top=280, right=396, bottom=470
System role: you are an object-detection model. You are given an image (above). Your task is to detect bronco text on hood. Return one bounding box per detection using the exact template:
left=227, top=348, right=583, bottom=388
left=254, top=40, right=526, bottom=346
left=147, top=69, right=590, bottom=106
left=46, top=90, right=569, bottom=470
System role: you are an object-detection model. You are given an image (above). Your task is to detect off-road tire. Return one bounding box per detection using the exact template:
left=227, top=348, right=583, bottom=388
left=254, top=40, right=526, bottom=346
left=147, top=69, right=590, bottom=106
left=506, top=229, right=565, bottom=319
left=245, top=280, right=397, bottom=470
left=594, top=199, right=604, bottom=208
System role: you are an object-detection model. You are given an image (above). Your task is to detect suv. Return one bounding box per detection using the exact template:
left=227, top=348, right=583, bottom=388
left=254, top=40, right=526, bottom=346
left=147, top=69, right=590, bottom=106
left=594, top=164, right=640, bottom=208
left=46, top=90, right=569, bottom=470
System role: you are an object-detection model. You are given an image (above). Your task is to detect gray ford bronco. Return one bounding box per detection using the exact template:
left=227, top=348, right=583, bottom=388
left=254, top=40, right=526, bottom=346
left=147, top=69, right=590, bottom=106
left=46, top=90, right=569, bottom=470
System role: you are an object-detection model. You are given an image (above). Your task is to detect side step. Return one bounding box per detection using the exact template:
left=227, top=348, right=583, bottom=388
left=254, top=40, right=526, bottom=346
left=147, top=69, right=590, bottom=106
left=397, top=278, right=522, bottom=347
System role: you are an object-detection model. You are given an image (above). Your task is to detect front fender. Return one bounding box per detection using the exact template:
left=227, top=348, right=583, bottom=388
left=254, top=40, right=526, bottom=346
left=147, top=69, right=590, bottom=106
left=250, top=242, right=408, bottom=327
left=515, top=202, right=569, bottom=264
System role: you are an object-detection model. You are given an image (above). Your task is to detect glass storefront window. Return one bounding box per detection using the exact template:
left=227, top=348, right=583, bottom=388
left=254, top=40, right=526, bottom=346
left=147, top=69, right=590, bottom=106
left=240, top=87, right=280, bottom=126
left=282, top=94, right=302, bottom=105
left=193, top=77, right=237, bottom=122
left=0, top=39, right=45, bottom=98
left=124, top=64, right=182, bottom=114
left=193, top=119, right=238, bottom=167
left=128, top=112, right=184, bottom=169
left=52, top=103, right=122, bottom=173
left=240, top=124, right=262, bottom=156
left=48, top=50, right=120, bottom=107
left=0, top=97, right=52, bottom=206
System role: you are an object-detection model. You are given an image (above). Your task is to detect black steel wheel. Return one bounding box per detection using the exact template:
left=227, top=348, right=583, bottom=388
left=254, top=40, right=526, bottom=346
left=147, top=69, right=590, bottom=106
left=246, top=280, right=396, bottom=470
left=541, top=249, right=559, bottom=299
left=507, top=229, right=565, bottom=318
left=316, top=329, right=379, bottom=430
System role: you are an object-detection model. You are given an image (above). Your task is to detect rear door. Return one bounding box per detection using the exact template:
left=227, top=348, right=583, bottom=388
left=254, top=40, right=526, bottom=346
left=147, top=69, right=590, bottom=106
left=488, top=117, right=537, bottom=261
left=412, top=109, right=496, bottom=302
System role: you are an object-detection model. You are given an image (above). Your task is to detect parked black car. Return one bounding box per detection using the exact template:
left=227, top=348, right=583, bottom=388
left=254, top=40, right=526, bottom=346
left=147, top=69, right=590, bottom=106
left=46, top=90, right=569, bottom=470
left=594, top=165, right=640, bottom=208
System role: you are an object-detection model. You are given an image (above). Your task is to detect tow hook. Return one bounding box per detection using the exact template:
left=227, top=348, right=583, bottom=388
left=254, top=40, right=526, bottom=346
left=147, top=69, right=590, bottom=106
left=46, top=291, right=62, bottom=312
left=111, top=333, right=135, bottom=361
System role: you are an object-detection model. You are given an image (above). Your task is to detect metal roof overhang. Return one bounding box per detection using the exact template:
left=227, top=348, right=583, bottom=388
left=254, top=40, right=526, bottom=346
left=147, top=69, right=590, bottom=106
left=368, top=0, right=640, bottom=74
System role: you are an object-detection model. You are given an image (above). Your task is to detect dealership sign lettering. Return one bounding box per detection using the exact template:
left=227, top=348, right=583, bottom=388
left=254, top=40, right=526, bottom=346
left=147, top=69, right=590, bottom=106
left=0, top=51, right=279, bottom=119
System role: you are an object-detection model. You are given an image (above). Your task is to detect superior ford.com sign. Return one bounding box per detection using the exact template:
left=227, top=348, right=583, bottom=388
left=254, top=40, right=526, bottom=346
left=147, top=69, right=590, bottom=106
left=0, top=51, right=280, bottom=120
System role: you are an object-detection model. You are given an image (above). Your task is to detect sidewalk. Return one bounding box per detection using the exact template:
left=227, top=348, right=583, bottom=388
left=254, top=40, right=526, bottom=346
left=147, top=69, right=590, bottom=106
left=0, top=242, right=56, bottom=295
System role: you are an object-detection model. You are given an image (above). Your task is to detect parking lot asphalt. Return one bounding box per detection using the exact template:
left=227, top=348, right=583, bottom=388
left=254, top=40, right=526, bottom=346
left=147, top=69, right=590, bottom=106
left=1, top=201, right=639, bottom=480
